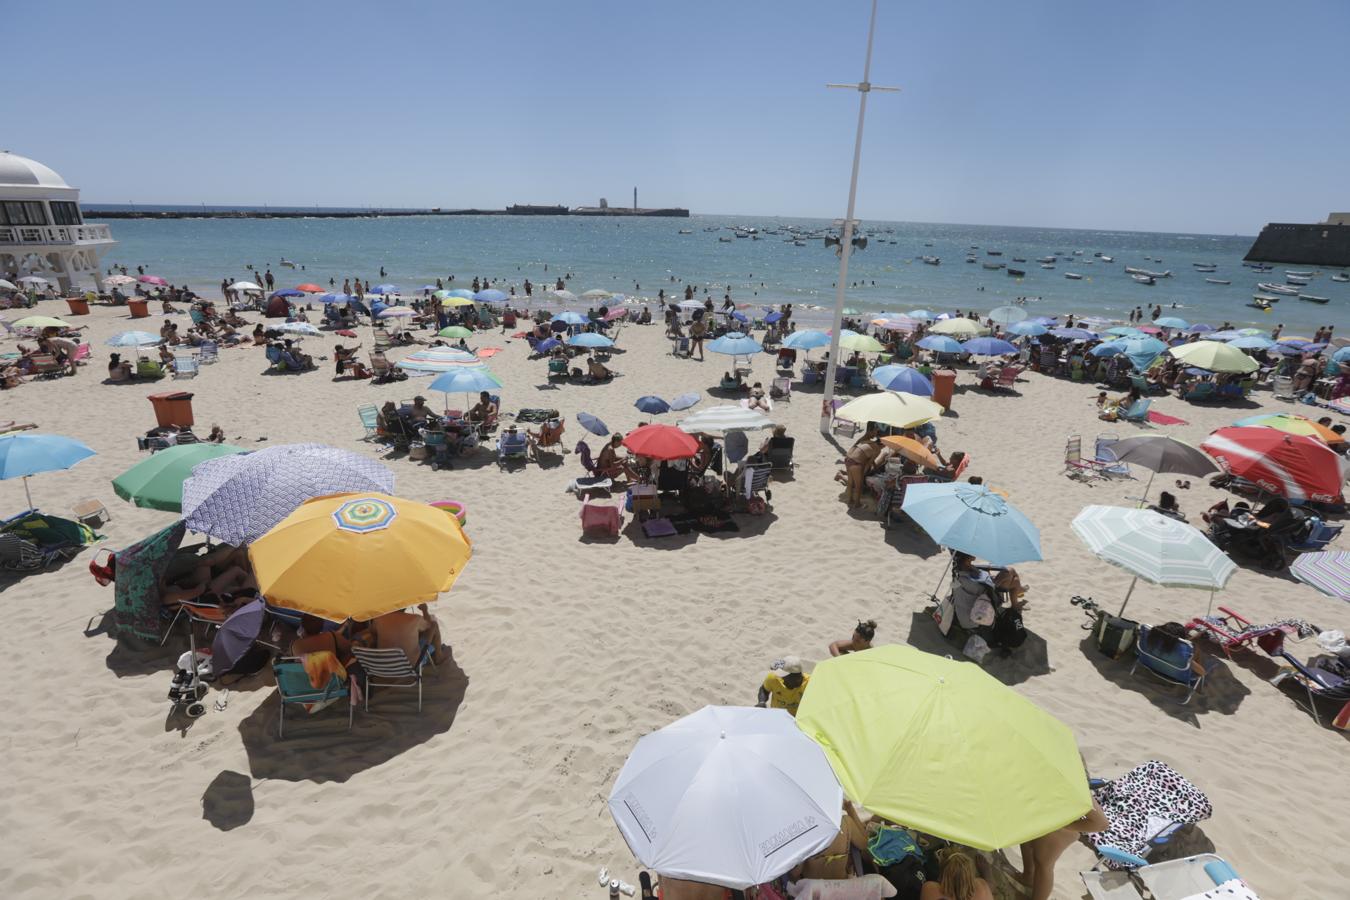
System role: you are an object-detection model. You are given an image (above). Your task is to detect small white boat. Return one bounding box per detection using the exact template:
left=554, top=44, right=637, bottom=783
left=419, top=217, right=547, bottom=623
left=1132, top=274, right=1156, bottom=285
left=1331, top=273, right=1349, bottom=282
left=1205, top=278, right=1231, bottom=285
left=1250, top=297, right=1274, bottom=311
left=1285, top=269, right=1314, bottom=277
left=1257, top=282, right=1299, bottom=295
left=279, top=258, right=297, bottom=268
left=1100, top=255, right=1113, bottom=263
left=678, top=229, right=692, bottom=234
left=1040, top=264, right=1056, bottom=269
left=965, top=256, right=977, bottom=263
left=1065, top=272, right=1084, bottom=280
left=1298, top=294, right=1330, bottom=304
left=1285, top=275, right=1311, bottom=285
left=1037, top=256, right=1056, bottom=263
left=922, top=256, right=941, bottom=265
left=1253, top=293, right=1281, bottom=303
left=982, top=262, right=1004, bottom=270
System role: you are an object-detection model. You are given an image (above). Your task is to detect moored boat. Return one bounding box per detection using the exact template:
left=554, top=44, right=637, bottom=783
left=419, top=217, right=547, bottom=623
left=1131, top=274, right=1156, bottom=285
left=1007, top=268, right=1026, bottom=277
left=1204, top=278, right=1231, bottom=285
left=1065, top=272, right=1084, bottom=280
left=1257, top=282, right=1299, bottom=295
left=1298, top=294, right=1330, bottom=304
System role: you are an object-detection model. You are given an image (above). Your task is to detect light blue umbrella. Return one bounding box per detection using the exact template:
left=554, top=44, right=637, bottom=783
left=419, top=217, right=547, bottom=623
left=635, top=395, right=671, bottom=415
left=907, top=309, right=935, bottom=321
left=871, top=365, right=934, bottom=395
left=1208, top=330, right=1244, bottom=341
left=1118, top=337, right=1167, bottom=370
left=1333, top=347, right=1350, bottom=365
left=764, top=311, right=784, bottom=324
left=708, top=333, right=764, bottom=356
left=568, top=332, right=615, bottom=349
left=475, top=289, right=508, bottom=303
left=578, top=413, right=609, bottom=436
left=916, top=335, right=963, bottom=354
left=555, top=311, right=588, bottom=326
left=106, top=330, right=162, bottom=347
left=961, top=337, right=1018, bottom=356
left=1008, top=321, right=1049, bottom=337
left=369, top=283, right=400, bottom=295
left=1050, top=327, right=1097, bottom=341
left=1229, top=335, right=1276, bottom=350
left=271, top=288, right=304, bottom=299
left=0, top=433, right=97, bottom=508
left=318, top=292, right=352, bottom=304
left=901, top=482, right=1043, bottom=566
left=1154, top=316, right=1188, bottom=330
left=1183, top=323, right=1215, bottom=335
left=535, top=337, right=561, bottom=353
left=1089, top=340, right=1127, bottom=357
left=428, top=367, right=503, bottom=394
left=447, top=289, right=475, bottom=299
left=1104, top=326, right=1144, bottom=337
left=277, top=322, right=322, bottom=336
left=670, top=392, right=701, bottom=411
left=782, top=330, right=830, bottom=350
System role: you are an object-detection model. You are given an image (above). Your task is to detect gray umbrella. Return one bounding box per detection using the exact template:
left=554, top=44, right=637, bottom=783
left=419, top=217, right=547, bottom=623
left=1108, top=435, right=1218, bottom=502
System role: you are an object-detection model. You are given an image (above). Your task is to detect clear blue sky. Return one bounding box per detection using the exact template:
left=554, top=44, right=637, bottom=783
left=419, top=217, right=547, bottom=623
left=10, top=0, right=1349, bottom=234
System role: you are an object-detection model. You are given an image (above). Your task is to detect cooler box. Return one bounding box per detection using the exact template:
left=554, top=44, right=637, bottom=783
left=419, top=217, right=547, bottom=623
left=127, top=298, right=150, bottom=318
left=932, top=369, right=956, bottom=411
left=148, top=391, right=194, bottom=428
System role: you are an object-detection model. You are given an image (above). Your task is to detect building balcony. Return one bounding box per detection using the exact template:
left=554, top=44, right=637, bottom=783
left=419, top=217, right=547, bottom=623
left=0, top=222, right=114, bottom=246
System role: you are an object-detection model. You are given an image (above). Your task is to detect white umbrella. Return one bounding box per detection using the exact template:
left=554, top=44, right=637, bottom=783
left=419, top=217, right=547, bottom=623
left=277, top=322, right=322, bottom=336
left=581, top=289, right=612, bottom=300
left=377, top=306, right=416, bottom=318
left=988, top=305, right=1028, bottom=325
left=103, top=274, right=137, bottom=287
left=18, top=276, right=50, bottom=286
left=547, top=289, right=577, bottom=303
left=0, top=279, right=16, bottom=291
left=678, top=405, right=775, bottom=434
left=1071, top=505, right=1236, bottom=616
left=228, top=281, right=263, bottom=293
left=395, top=347, right=485, bottom=374
left=608, top=705, right=842, bottom=890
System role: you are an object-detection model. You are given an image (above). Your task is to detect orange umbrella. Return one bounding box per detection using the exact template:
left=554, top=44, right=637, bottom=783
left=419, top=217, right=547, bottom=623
left=296, top=283, right=325, bottom=292
left=880, top=435, right=940, bottom=469
left=623, top=424, right=700, bottom=460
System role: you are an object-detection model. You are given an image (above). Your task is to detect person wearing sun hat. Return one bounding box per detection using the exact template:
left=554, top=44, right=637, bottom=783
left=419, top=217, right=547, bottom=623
left=756, top=656, right=811, bottom=716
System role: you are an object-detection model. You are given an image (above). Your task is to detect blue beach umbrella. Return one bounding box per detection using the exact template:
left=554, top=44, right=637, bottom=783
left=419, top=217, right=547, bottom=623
left=535, top=337, right=561, bottom=353
left=1270, top=343, right=1306, bottom=357
left=764, top=311, right=783, bottom=324
left=1332, top=347, right=1350, bottom=365
left=428, top=367, right=504, bottom=395
left=916, top=335, right=963, bottom=354
left=106, top=330, right=162, bottom=347
left=900, top=482, right=1043, bottom=566
left=1104, top=326, right=1144, bottom=337
left=782, top=330, right=831, bottom=350
left=1208, top=330, right=1244, bottom=341
left=907, top=309, right=935, bottom=321
left=0, top=433, right=97, bottom=508
left=1050, top=327, right=1097, bottom=341
left=670, top=392, right=701, bottom=411
left=1089, top=340, right=1126, bottom=357
left=475, top=289, right=508, bottom=303
left=568, top=332, right=615, bottom=349
left=708, top=333, right=763, bottom=356
left=369, top=284, right=400, bottom=295
left=578, top=413, right=609, bottom=436
left=556, top=311, right=588, bottom=326
left=271, top=288, right=304, bottom=298
left=1153, top=316, right=1188, bottom=330
left=1184, top=323, right=1215, bottom=335
left=635, top=396, right=671, bottom=415
left=318, top=292, right=351, bottom=304
left=447, top=289, right=475, bottom=299
left=1008, top=321, right=1049, bottom=337
left=871, top=365, right=934, bottom=396
left=1114, top=336, right=1168, bottom=370
left=1029, top=317, right=1058, bottom=326
left=961, top=337, right=1018, bottom=357
left=1229, top=335, right=1276, bottom=351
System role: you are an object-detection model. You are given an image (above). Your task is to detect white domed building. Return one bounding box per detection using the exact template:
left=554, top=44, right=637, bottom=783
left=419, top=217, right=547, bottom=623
left=0, top=151, right=116, bottom=292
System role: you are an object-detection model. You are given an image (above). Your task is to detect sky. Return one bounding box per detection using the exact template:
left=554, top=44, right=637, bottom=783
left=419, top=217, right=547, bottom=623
left=7, top=0, right=1349, bottom=234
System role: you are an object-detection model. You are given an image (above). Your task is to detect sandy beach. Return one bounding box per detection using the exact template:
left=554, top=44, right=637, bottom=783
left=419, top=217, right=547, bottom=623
left=1, top=301, right=1346, bottom=900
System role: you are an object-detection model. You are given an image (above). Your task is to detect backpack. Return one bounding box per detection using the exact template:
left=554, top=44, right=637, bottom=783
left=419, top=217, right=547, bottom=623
left=1093, top=611, right=1138, bottom=659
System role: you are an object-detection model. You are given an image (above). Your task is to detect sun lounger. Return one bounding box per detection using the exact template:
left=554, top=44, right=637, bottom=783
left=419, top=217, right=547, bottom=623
left=1082, top=852, right=1258, bottom=900
left=351, top=644, right=434, bottom=713
left=273, top=660, right=352, bottom=738
left=71, top=497, right=110, bottom=528
left=198, top=340, right=219, bottom=364
left=1130, top=624, right=1219, bottom=704
left=1086, top=761, right=1213, bottom=868
left=1270, top=650, right=1350, bottom=728
left=497, top=429, right=529, bottom=467
left=1185, top=607, right=1314, bottom=659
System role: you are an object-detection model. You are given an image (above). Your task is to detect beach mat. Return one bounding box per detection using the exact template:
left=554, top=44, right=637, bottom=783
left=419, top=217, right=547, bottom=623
left=668, top=512, right=740, bottom=535
left=1148, top=410, right=1189, bottom=426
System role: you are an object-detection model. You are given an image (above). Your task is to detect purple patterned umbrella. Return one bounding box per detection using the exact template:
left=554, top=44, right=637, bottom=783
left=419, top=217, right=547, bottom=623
left=211, top=599, right=267, bottom=676
left=181, top=443, right=394, bottom=544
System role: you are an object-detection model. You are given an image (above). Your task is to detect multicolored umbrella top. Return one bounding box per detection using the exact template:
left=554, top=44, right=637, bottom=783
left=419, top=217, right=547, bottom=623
left=1201, top=427, right=1348, bottom=503
left=1289, top=551, right=1350, bottom=602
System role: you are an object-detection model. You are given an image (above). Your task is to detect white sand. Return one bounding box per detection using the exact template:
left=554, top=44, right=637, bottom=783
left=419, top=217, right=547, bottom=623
left=1, top=303, right=1346, bottom=899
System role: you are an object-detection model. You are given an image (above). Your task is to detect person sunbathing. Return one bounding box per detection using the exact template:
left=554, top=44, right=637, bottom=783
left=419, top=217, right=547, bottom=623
left=467, top=391, right=497, bottom=423
left=596, top=434, right=638, bottom=481
left=586, top=357, right=613, bottom=382
left=842, top=430, right=884, bottom=508
left=746, top=382, right=770, bottom=412
left=527, top=418, right=565, bottom=458
left=828, top=619, right=877, bottom=657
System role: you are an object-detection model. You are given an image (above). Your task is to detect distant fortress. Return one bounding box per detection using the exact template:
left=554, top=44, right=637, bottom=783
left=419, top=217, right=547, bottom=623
left=1245, top=212, right=1350, bottom=267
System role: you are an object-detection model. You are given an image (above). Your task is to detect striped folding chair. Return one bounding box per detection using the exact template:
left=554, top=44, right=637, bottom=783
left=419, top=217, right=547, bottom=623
left=351, top=644, right=435, bottom=712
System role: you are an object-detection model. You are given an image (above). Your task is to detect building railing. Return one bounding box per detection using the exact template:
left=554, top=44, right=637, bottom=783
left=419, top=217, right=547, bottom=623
left=0, top=223, right=113, bottom=245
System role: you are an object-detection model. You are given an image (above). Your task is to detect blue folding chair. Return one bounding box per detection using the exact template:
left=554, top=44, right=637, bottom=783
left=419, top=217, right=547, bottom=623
left=273, top=660, right=352, bottom=738
left=1131, top=625, right=1218, bottom=704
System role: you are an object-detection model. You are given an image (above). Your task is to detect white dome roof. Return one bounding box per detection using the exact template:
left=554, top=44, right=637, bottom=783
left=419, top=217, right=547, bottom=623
left=0, top=151, right=71, bottom=189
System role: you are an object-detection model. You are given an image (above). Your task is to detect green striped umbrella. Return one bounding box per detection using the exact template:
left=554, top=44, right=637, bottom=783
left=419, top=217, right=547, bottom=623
left=112, top=443, right=247, bottom=512
left=1071, top=505, right=1236, bottom=616
left=1290, top=551, right=1350, bottom=602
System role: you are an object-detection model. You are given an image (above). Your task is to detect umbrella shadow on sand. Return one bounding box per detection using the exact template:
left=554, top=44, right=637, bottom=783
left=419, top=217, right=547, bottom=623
left=238, top=652, right=470, bottom=783
left=1076, top=634, right=1250, bottom=727
left=84, top=608, right=179, bottom=678
left=904, top=611, right=1052, bottom=686
left=201, top=770, right=255, bottom=831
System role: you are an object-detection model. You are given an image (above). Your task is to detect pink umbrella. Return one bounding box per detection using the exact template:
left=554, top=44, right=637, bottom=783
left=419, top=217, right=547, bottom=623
left=604, top=308, right=630, bottom=322
left=1137, top=325, right=1162, bottom=334
left=138, top=275, right=168, bottom=285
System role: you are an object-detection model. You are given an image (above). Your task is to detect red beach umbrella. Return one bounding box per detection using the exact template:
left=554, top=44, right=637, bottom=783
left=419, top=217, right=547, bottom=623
left=296, top=283, right=324, bottom=292
left=623, top=424, right=700, bottom=461
left=1201, top=426, right=1348, bottom=504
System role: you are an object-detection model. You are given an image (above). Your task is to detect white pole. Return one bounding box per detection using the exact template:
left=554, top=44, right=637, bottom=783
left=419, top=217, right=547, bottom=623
left=819, top=0, right=900, bottom=433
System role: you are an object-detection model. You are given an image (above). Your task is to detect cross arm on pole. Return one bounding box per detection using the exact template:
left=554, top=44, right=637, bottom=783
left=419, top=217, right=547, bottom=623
left=826, top=83, right=902, bottom=92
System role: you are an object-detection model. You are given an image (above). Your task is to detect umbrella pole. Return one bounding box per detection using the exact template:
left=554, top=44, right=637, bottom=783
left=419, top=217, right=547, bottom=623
left=23, top=476, right=33, bottom=511
left=1117, top=576, right=1139, bottom=618
left=1206, top=588, right=1215, bottom=617
left=1139, top=470, right=1156, bottom=507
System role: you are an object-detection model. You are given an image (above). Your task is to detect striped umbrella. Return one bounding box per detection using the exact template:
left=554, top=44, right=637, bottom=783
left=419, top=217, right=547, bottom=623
left=1290, top=551, right=1350, bottom=602
left=677, top=405, right=775, bottom=434
left=395, top=347, right=485, bottom=374
left=1071, top=505, right=1236, bottom=615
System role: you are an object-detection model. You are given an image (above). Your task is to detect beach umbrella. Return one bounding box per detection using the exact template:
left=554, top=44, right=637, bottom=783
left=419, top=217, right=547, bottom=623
left=708, top=333, right=763, bottom=356
left=437, top=325, right=474, bottom=339
left=987, top=306, right=1028, bottom=325
left=879, top=435, right=939, bottom=469
left=439, top=295, right=475, bottom=308
left=271, top=288, right=304, bottom=298
left=837, top=331, right=886, bottom=353
left=1331, top=346, right=1350, bottom=365
left=1232, top=413, right=1344, bottom=445
left=318, top=292, right=352, bottom=304
left=11, top=315, right=72, bottom=330
left=764, top=311, right=783, bottom=324
left=609, top=706, right=843, bottom=890
left=377, top=306, right=416, bottom=319
left=248, top=493, right=471, bottom=621
left=369, top=284, right=400, bottom=295
left=0, top=433, right=97, bottom=508
left=1105, top=435, right=1219, bottom=501
left=907, top=309, right=935, bottom=321
left=623, top=424, right=700, bottom=460
left=577, top=413, right=609, bottom=436
left=474, top=289, right=508, bottom=303
left=1117, top=336, right=1167, bottom=370
left=900, top=482, right=1042, bottom=566
left=727, top=310, right=750, bottom=324
left=295, top=283, right=324, bottom=293
left=428, top=367, right=503, bottom=397
left=1089, top=340, right=1126, bottom=358
left=782, top=329, right=830, bottom=350
left=210, top=598, right=267, bottom=677
left=915, top=335, right=963, bottom=354
left=228, top=281, right=262, bottom=292
left=1270, top=343, right=1307, bottom=357
left=833, top=392, right=944, bottom=429
left=1167, top=341, right=1258, bottom=374
left=1207, top=329, right=1244, bottom=341
left=961, top=337, right=1018, bottom=357
left=105, top=330, right=162, bottom=348
left=548, top=288, right=578, bottom=303
left=1071, top=505, right=1236, bottom=616
left=568, top=332, right=615, bottom=349
left=0, top=278, right=17, bottom=291
left=669, top=392, right=701, bottom=411
left=1049, top=327, right=1097, bottom=341
left=1008, top=321, right=1049, bottom=337
left=277, top=322, right=321, bottom=336
left=795, top=646, right=1090, bottom=851
left=604, top=308, right=630, bottom=322
left=112, top=442, right=247, bottom=512
left=1200, top=427, right=1348, bottom=503
left=581, top=289, right=612, bottom=300
left=1154, top=316, right=1188, bottom=330
left=396, top=347, right=483, bottom=373
left=871, top=364, right=933, bottom=396
left=1228, top=335, right=1276, bottom=350
left=1184, top=323, right=1215, bottom=335
left=534, top=337, right=561, bottom=353
left=17, top=275, right=50, bottom=287
left=1289, top=551, right=1350, bottom=603
left=555, top=310, right=588, bottom=326
left=841, top=308, right=861, bottom=316
left=138, top=275, right=168, bottom=286
left=1137, top=324, right=1162, bottom=334
left=1104, top=326, right=1145, bottom=337
left=929, top=318, right=988, bottom=337
left=635, top=395, right=671, bottom=415
left=677, top=405, right=774, bottom=433
left=443, top=288, right=474, bottom=299
left=101, top=274, right=136, bottom=287
left=182, top=443, right=395, bottom=545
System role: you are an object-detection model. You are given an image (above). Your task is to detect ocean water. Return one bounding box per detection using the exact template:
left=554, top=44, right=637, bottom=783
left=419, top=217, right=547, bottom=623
left=86, top=213, right=1346, bottom=335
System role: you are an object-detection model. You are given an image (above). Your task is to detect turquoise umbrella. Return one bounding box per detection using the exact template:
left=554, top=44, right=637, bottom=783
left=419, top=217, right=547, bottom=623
left=901, top=482, right=1042, bottom=566
left=0, top=433, right=97, bottom=508
left=708, top=333, right=764, bottom=356
left=782, top=330, right=830, bottom=350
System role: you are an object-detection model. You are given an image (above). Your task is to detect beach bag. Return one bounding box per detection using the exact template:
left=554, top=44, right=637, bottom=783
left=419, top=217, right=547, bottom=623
left=89, top=549, right=116, bottom=586
left=1094, top=611, right=1138, bottom=659
left=990, top=607, right=1027, bottom=649
left=969, top=596, right=996, bottom=627
left=932, top=594, right=956, bottom=635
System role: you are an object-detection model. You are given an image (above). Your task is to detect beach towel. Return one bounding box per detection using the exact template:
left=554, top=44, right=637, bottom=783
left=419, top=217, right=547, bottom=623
left=1148, top=410, right=1189, bottom=426
left=788, top=875, right=897, bottom=900
left=1088, top=760, right=1212, bottom=868
left=475, top=347, right=503, bottom=358
left=641, top=518, right=679, bottom=538
left=301, top=649, right=347, bottom=690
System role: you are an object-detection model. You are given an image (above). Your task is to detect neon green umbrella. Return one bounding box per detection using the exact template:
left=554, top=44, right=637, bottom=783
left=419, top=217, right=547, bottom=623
left=833, top=391, right=943, bottom=429
left=795, top=645, right=1091, bottom=850
left=11, top=315, right=72, bottom=330
left=437, top=326, right=474, bottom=339
left=929, top=317, right=989, bottom=337
left=112, top=442, right=246, bottom=511
left=837, top=331, right=886, bottom=353
left=1167, top=340, right=1258, bottom=374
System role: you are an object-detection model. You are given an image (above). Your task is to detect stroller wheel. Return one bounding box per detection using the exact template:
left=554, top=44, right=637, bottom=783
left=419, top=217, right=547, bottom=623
left=185, top=702, right=206, bottom=718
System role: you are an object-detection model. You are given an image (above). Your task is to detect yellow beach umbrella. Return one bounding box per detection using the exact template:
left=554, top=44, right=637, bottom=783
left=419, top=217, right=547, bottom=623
left=249, top=493, right=472, bottom=622
left=879, top=435, right=940, bottom=469
left=837, top=332, right=886, bottom=353
left=1167, top=340, right=1258, bottom=374
left=11, top=315, right=72, bottom=330
left=929, top=318, right=989, bottom=337
left=796, top=645, right=1091, bottom=850
left=834, top=391, right=943, bottom=429
left=439, top=295, right=475, bottom=307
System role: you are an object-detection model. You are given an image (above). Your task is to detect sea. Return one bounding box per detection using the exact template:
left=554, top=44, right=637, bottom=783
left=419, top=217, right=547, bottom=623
left=84, top=210, right=1347, bottom=336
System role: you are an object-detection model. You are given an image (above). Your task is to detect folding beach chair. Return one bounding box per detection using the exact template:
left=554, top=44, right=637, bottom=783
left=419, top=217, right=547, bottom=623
left=740, top=461, right=773, bottom=513
left=880, top=474, right=928, bottom=529
left=1118, top=398, right=1153, bottom=423
left=1086, top=761, right=1213, bottom=868
left=1185, top=606, right=1314, bottom=659
left=1064, top=435, right=1108, bottom=481
left=580, top=501, right=623, bottom=536
left=1093, top=433, right=1133, bottom=478
left=1130, top=625, right=1219, bottom=704
left=357, top=404, right=380, bottom=440
left=172, top=352, right=199, bottom=379
left=770, top=376, right=792, bottom=402
left=273, top=660, right=352, bottom=738
left=351, top=644, right=434, bottom=713
left=766, top=436, right=795, bottom=471
left=1081, top=853, right=1256, bottom=900
left=71, top=497, right=110, bottom=529
left=496, top=428, right=529, bottom=468
left=829, top=400, right=859, bottom=438
left=671, top=336, right=691, bottom=358
left=197, top=341, right=219, bottom=364
left=1286, top=520, right=1343, bottom=553
left=1270, top=650, right=1350, bottom=727
left=993, top=365, right=1022, bottom=391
